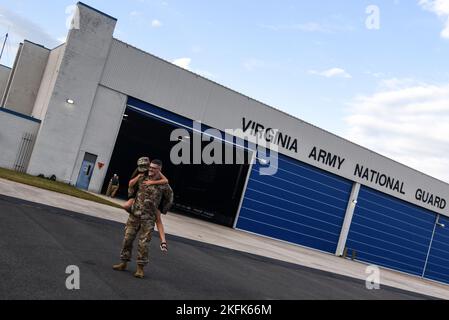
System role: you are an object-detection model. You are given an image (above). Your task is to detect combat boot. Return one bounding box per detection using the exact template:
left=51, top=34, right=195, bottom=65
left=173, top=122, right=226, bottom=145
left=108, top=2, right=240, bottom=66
left=112, top=262, right=128, bottom=271
left=134, top=264, right=145, bottom=279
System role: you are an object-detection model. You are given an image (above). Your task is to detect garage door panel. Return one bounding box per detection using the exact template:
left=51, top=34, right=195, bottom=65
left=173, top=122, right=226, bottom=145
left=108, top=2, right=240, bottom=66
left=350, top=211, right=432, bottom=244
left=253, top=173, right=347, bottom=202
left=349, top=223, right=429, bottom=253
left=237, top=154, right=353, bottom=254
left=346, top=228, right=429, bottom=262
left=239, top=206, right=341, bottom=240
left=278, top=158, right=350, bottom=192
left=356, top=189, right=436, bottom=227
left=237, top=214, right=338, bottom=253
left=246, top=179, right=348, bottom=214
left=424, top=216, right=449, bottom=284
left=243, top=175, right=349, bottom=220
left=349, top=248, right=424, bottom=276
left=241, top=197, right=344, bottom=235
left=346, top=186, right=435, bottom=276
left=426, top=251, right=449, bottom=265
left=359, top=204, right=435, bottom=232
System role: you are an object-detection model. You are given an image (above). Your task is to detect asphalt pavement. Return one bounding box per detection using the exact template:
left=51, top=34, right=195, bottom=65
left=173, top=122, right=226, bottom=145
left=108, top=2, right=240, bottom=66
left=0, top=194, right=435, bottom=300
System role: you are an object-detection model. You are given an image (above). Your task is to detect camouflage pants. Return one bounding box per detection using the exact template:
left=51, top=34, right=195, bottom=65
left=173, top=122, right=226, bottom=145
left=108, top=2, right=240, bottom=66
left=120, top=214, right=156, bottom=266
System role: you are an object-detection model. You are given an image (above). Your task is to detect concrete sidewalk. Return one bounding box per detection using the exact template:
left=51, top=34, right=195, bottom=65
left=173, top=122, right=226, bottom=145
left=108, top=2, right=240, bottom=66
left=1, top=177, right=448, bottom=299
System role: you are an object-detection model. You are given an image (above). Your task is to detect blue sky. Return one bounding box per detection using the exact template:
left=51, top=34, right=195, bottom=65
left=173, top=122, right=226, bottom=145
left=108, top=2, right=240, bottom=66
left=1, top=0, right=449, bottom=181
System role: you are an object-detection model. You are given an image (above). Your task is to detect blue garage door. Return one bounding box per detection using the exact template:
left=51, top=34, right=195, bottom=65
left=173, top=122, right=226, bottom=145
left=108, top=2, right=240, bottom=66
left=423, top=215, right=449, bottom=284
left=236, top=154, right=353, bottom=254
left=346, top=186, right=436, bottom=277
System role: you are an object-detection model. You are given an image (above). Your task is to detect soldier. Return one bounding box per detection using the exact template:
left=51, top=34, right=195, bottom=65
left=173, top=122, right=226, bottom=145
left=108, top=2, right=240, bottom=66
left=113, top=159, right=174, bottom=279
left=106, top=174, right=120, bottom=197
left=122, top=157, right=170, bottom=252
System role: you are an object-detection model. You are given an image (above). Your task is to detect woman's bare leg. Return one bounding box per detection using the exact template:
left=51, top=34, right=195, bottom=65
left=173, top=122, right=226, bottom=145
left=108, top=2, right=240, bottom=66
left=122, top=199, right=134, bottom=211
left=156, top=211, right=167, bottom=251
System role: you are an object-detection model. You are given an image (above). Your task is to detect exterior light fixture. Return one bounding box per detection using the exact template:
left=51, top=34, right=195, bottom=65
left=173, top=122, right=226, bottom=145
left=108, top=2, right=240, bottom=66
left=352, top=200, right=358, bottom=205
left=66, top=99, right=75, bottom=104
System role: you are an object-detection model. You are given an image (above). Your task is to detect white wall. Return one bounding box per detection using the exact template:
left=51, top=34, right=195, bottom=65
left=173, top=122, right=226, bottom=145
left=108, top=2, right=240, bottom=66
left=100, top=38, right=449, bottom=216
left=32, top=44, right=66, bottom=120
left=0, top=109, right=40, bottom=170
left=2, top=41, right=50, bottom=116
left=70, top=85, right=127, bottom=193
left=0, top=65, right=11, bottom=100
left=27, top=3, right=117, bottom=183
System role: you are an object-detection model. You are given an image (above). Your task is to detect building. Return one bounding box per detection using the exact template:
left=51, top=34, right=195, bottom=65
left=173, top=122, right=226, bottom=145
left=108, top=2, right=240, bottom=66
left=1, top=2, right=449, bottom=285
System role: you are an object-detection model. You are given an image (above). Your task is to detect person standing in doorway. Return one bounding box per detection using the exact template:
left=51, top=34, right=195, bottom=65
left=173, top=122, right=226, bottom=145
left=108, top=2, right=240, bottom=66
left=106, top=174, right=120, bottom=198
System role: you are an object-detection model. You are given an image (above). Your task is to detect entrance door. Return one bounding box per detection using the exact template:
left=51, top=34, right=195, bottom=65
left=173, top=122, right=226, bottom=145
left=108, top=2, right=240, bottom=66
left=76, top=153, right=97, bottom=190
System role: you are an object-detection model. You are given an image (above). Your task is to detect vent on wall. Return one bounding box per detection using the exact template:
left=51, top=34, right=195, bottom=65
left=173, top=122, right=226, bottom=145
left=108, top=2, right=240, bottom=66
left=13, top=132, right=35, bottom=173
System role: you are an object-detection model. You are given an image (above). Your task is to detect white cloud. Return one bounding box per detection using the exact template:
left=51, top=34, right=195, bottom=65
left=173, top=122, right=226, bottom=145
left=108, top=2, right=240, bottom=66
left=173, top=57, right=191, bottom=70
left=419, top=0, right=449, bottom=15
left=130, top=11, right=142, bottom=17
left=0, top=6, right=57, bottom=48
left=344, top=80, right=449, bottom=182
left=57, top=36, right=66, bottom=44
left=419, top=0, right=449, bottom=39
left=378, top=77, right=426, bottom=90
left=365, top=71, right=386, bottom=78
left=195, top=69, right=216, bottom=80
left=0, top=6, right=58, bottom=66
left=309, top=68, right=352, bottom=79
left=151, top=19, right=162, bottom=28
left=171, top=57, right=216, bottom=80
left=260, top=22, right=353, bottom=33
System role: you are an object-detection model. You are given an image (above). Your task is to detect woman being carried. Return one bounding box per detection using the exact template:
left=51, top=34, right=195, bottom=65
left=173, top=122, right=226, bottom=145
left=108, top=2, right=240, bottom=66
left=122, top=157, right=169, bottom=252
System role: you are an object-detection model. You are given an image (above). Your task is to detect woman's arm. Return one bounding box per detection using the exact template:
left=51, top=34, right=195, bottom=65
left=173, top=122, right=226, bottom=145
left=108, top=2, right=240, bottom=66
left=129, top=173, right=142, bottom=187
left=145, top=172, right=169, bottom=185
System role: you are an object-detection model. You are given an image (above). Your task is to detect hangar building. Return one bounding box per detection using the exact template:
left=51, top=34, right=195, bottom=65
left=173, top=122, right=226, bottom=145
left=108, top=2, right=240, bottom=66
left=1, top=2, right=449, bottom=285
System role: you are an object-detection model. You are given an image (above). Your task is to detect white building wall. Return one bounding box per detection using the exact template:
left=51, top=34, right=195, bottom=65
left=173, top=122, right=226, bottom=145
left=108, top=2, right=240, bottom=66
left=100, top=38, right=449, bottom=215
left=70, top=85, right=127, bottom=193
left=27, top=3, right=117, bottom=183
left=1, top=43, right=22, bottom=107
left=32, top=44, right=66, bottom=120
left=0, top=65, right=11, bottom=100
left=2, top=41, right=50, bottom=116
left=0, top=109, right=40, bottom=170
left=101, top=40, right=211, bottom=122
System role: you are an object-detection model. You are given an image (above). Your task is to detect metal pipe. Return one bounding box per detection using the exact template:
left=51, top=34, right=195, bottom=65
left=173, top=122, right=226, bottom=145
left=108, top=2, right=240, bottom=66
left=0, top=33, right=8, bottom=61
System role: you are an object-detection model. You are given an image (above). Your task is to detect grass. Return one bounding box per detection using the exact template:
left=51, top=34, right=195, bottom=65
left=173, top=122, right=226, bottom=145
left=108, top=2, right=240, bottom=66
left=0, top=167, right=123, bottom=209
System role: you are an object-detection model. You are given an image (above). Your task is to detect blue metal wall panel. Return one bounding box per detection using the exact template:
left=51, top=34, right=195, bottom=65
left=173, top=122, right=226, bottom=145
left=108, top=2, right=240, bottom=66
left=423, top=215, right=449, bottom=284
left=236, top=155, right=353, bottom=253
left=346, top=186, right=436, bottom=276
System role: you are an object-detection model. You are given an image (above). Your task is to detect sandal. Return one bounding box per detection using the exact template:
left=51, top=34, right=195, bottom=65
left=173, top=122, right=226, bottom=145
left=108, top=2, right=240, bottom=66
left=160, top=242, right=168, bottom=253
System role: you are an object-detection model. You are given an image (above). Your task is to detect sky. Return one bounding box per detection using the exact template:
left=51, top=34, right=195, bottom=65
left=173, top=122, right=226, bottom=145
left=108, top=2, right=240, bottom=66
left=0, top=0, right=449, bottom=182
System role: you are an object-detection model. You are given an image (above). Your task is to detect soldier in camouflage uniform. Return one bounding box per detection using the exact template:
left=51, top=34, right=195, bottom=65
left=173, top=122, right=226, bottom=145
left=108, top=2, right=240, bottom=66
left=113, top=159, right=174, bottom=279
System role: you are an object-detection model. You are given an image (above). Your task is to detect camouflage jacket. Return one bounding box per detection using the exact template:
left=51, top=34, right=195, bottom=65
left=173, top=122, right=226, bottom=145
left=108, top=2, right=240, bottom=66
left=132, top=175, right=174, bottom=220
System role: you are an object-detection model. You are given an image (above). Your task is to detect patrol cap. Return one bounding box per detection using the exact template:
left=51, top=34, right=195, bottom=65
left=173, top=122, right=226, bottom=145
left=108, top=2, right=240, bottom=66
left=137, top=157, right=150, bottom=172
